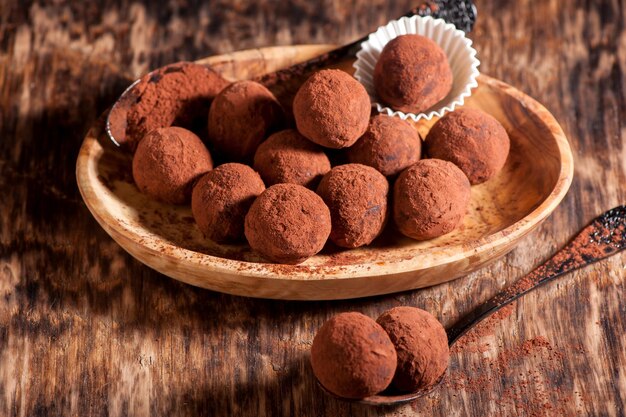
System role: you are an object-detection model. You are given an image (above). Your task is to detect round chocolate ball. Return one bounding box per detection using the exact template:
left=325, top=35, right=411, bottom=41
left=346, top=115, right=421, bottom=177
left=132, top=126, right=213, bottom=205
left=208, top=80, right=283, bottom=161
left=393, top=159, right=470, bottom=240
left=311, top=312, right=397, bottom=399
left=377, top=307, right=449, bottom=392
left=425, top=108, right=510, bottom=184
left=316, top=164, right=389, bottom=248
left=293, top=69, right=371, bottom=149
left=191, top=163, right=265, bottom=243
left=374, top=34, right=453, bottom=114
left=244, top=184, right=331, bottom=264
left=253, top=129, right=331, bottom=189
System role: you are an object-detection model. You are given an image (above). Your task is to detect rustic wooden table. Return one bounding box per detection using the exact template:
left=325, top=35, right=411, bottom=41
left=1, top=0, right=625, bottom=416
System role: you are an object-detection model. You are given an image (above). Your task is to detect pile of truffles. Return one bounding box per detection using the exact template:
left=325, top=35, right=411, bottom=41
left=121, top=33, right=510, bottom=265
left=311, top=307, right=449, bottom=399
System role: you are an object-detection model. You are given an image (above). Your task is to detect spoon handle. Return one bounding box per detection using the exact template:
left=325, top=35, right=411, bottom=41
left=258, top=1, right=476, bottom=89
left=447, top=205, right=626, bottom=345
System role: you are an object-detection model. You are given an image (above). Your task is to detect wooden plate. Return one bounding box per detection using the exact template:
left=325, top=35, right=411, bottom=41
left=76, top=45, right=574, bottom=300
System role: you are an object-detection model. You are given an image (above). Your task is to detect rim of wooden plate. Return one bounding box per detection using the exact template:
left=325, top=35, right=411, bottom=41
left=76, top=45, right=574, bottom=296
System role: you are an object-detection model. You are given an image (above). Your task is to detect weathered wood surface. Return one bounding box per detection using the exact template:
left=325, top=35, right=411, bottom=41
left=0, top=0, right=625, bottom=416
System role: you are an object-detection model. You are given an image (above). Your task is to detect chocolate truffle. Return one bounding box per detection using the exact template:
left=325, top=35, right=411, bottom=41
left=110, top=62, right=229, bottom=151
left=253, top=129, right=331, bottom=189
left=425, top=108, right=510, bottom=184
left=132, top=126, right=213, bottom=204
left=293, top=69, right=371, bottom=149
left=346, top=115, right=422, bottom=177
left=311, top=312, right=397, bottom=399
left=244, top=184, right=331, bottom=264
left=377, top=307, right=449, bottom=392
left=393, top=159, right=470, bottom=240
left=191, top=163, right=265, bottom=243
left=316, top=164, right=389, bottom=248
left=208, top=80, right=283, bottom=161
left=374, top=35, right=453, bottom=114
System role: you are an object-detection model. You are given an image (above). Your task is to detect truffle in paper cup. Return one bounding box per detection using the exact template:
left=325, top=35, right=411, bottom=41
left=353, top=15, right=480, bottom=122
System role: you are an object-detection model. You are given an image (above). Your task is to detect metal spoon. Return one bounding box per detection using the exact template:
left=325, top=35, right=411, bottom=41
left=104, top=1, right=477, bottom=147
left=319, top=205, right=626, bottom=406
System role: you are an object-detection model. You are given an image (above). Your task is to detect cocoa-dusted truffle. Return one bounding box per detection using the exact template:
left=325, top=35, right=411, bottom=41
left=191, top=163, right=265, bottom=243
left=425, top=108, right=510, bottom=184
left=311, top=312, right=397, bottom=399
left=110, top=62, right=229, bottom=151
left=244, top=184, right=331, bottom=264
left=253, top=129, right=331, bottom=189
left=293, top=69, right=370, bottom=149
left=394, top=159, right=470, bottom=240
left=377, top=307, right=449, bottom=392
left=316, top=164, right=389, bottom=248
left=374, top=35, right=453, bottom=114
left=346, top=115, right=421, bottom=177
left=132, top=126, right=213, bottom=204
left=208, top=80, right=283, bottom=161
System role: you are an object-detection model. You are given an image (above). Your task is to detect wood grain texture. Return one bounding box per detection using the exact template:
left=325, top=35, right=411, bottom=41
left=1, top=0, right=625, bottom=416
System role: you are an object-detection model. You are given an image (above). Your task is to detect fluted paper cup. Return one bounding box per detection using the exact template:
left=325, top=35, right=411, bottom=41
left=353, top=15, right=480, bottom=122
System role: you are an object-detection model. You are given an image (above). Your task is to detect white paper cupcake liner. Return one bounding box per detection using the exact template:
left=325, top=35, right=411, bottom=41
left=353, top=15, right=480, bottom=122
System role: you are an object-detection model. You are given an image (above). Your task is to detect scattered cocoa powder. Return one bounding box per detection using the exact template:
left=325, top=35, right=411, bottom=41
left=448, top=336, right=564, bottom=390
left=447, top=305, right=580, bottom=417
left=244, top=183, right=331, bottom=264
left=109, top=62, right=229, bottom=151
left=316, top=164, right=389, bottom=248
left=453, top=304, right=515, bottom=354
left=374, top=34, right=452, bottom=113
left=311, top=312, right=397, bottom=399
left=293, top=69, right=371, bottom=149
left=425, top=107, right=510, bottom=184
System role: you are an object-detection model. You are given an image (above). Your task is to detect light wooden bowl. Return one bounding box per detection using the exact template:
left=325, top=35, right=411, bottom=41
left=76, top=45, right=574, bottom=300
